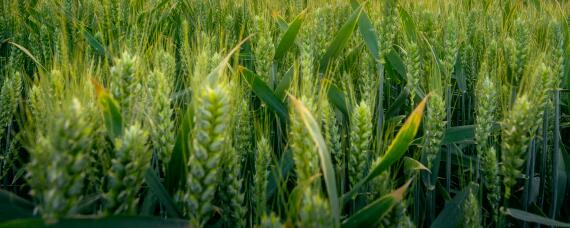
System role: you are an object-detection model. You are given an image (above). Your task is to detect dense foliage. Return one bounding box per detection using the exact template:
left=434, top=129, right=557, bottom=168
left=1, top=0, right=570, bottom=227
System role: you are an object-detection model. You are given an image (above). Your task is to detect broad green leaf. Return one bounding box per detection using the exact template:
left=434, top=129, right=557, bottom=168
left=92, top=79, right=123, bottom=139
left=166, top=108, right=193, bottom=194
left=320, top=6, right=363, bottom=72
left=274, top=65, right=294, bottom=100
left=7, top=41, right=46, bottom=71
left=0, top=217, right=190, bottom=228
left=240, top=67, right=289, bottom=121
left=327, top=84, right=350, bottom=117
left=0, top=190, right=34, bottom=222
left=274, top=11, right=306, bottom=61
left=506, top=208, right=570, bottom=227
left=290, top=95, right=340, bottom=227
left=430, top=182, right=478, bottom=228
left=350, top=0, right=380, bottom=60
left=342, top=95, right=428, bottom=204
left=342, top=180, right=411, bottom=228
left=144, top=169, right=182, bottom=218
left=441, top=125, right=475, bottom=144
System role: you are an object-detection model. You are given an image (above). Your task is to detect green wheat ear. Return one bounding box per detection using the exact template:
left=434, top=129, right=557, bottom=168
left=0, top=72, right=21, bottom=141
left=349, top=101, right=372, bottom=188
left=148, top=69, right=174, bottom=173
left=424, top=93, right=446, bottom=169
left=255, top=136, right=271, bottom=221
left=26, top=98, right=93, bottom=222
left=475, top=65, right=500, bottom=221
left=298, top=189, right=333, bottom=227
left=501, top=95, right=533, bottom=199
left=260, top=213, right=284, bottom=228
left=111, top=51, right=140, bottom=122
left=105, top=124, right=150, bottom=215
left=180, top=85, right=230, bottom=227
left=219, top=146, right=246, bottom=228
left=462, top=190, right=481, bottom=228
left=289, top=96, right=319, bottom=184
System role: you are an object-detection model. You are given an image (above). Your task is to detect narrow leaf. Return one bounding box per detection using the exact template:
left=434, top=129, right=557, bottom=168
left=165, top=108, right=193, bottom=194
left=342, top=95, right=428, bottom=203
left=350, top=1, right=380, bottom=60
left=240, top=67, right=289, bottom=121
left=430, top=182, right=478, bottom=228
left=506, top=208, right=570, bottom=227
left=92, top=79, right=123, bottom=139
left=274, top=11, right=306, bottom=61
left=290, top=95, right=340, bottom=227
left=7, top=41, right=46, bottom=71
left=327, top=84, right=350, bottom=117
left=144, top=170, right=182, bottom=218
left=275, top=65, right=294, bottom=100
left=342, top=180, right=412, bottom=228
left=320, top=6, right=363, bottom=72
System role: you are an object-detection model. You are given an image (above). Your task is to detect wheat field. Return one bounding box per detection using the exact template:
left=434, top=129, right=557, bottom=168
left=1, top=0, right=569, bottom=227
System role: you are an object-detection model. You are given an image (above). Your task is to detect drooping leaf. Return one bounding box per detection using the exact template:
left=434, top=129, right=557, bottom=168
left=342, top=95, right=428, bottom=204
left=144, top=170, right=182, bottom=218
left=290, top=95, right=340, bottom=227
left=342, top=180, right=411, bottom=228
left=320, top=6, right=363, bottom=72
left=506, top=208, right=570, bottom=227
left=240, top=66, right=289, bottom=121
left=274, top=11, right=306, bottom=61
